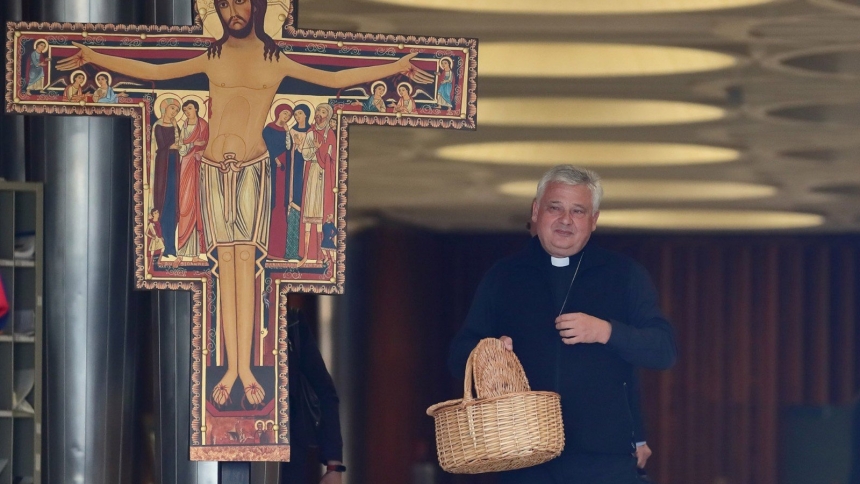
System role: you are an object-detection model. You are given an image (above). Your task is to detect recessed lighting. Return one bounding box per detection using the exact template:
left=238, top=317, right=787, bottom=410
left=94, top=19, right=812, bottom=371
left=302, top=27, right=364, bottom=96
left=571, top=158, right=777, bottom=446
left=479, top=43, right=737, bottom=78
left=598, top=209, right=823, bottom=230
left=365, top=0, right=775, bottom=14
left=499, top=180, right=776, bottom=200
left=480, top=98, right=725, bottom=127
left=437, top=142, right=739, bottom=166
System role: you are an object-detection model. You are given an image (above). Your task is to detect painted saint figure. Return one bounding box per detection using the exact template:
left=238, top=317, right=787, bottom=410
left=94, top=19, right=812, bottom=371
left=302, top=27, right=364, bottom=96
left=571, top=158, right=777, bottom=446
left=263, top=103, right=293, bottom=260
left=393, top=82, right=416, bottom=114
left=63, top=72, right=87, bottom=102
left=151, top=98, right=182, bottom=261
left=287, top=105, right=312, bottom=261
left=321, top=214, right=336, bottom=267
left=26, top=40, right=49, bottom=92
left=147, top=209, right=166, bottom=257
left=299, top=103, right=335, bottom=264
left=437, top=57, right=453, bottom=111
left=58, top=0, right=434, bottom=410
left=177, top=100, right=209, bottom=261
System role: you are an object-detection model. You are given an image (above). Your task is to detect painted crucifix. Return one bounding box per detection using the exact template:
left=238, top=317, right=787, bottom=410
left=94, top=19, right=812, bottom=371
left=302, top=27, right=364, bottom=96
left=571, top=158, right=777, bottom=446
left=6, top=0, right=476, bottom=461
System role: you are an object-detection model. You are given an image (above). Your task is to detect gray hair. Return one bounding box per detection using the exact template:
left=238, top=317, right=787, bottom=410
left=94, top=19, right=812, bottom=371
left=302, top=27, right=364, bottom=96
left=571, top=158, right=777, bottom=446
left=535, top=165, right=603, bottom=212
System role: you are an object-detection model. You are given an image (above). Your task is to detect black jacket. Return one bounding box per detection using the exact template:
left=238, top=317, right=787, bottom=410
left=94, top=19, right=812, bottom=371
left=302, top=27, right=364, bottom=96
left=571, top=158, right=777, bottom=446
left=449, top=237, right=676, bottom=456
left=288, top=317, right=343, bottom=463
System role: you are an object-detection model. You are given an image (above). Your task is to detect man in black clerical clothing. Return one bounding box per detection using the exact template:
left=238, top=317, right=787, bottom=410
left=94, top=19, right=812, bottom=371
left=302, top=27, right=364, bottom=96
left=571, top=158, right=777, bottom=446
left=449, top=164, right=677, bottom=484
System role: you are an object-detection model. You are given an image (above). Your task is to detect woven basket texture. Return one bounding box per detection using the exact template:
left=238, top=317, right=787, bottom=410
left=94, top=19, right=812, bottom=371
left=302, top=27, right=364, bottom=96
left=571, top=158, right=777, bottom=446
left=427, top=338, right=564, bottom=474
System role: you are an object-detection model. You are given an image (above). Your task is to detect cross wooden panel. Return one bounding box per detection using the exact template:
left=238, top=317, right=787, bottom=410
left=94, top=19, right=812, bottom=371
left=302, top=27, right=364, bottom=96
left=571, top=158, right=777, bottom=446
left=5, top=0, right=477, bottom=461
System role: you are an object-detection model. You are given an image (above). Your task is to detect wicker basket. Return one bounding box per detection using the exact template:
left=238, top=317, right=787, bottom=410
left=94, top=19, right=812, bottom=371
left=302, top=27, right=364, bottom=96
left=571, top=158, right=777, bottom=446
left=427, top=338, right=564, bottom=474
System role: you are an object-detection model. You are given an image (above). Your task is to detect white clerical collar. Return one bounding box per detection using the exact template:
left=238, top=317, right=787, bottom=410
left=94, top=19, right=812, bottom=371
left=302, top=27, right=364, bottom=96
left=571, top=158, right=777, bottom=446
left=550, top=256, right=570, bottom=267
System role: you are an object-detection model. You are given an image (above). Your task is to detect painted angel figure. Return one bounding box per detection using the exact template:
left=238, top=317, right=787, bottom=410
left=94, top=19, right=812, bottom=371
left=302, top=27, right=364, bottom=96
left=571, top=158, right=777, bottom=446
left=393, top=82, right=416, bottom=114
left=350, top=81, right=388, bottom=112
left=57, top=0, right=434, bottom=411
left=62, top=71, right=88, bottom=102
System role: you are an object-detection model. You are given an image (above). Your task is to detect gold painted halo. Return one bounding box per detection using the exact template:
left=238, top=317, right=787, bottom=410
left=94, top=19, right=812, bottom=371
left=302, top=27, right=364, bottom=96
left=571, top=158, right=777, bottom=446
left=439, top=56, right=454, bottom=69
left=94, top=71, right=112, bottom=86
left=153, top=93, right=183, bottom=120
left=396, top=82, right=413, bottom=95
left=370, top=81, right=388, bottom=96
left=69, top=69, right=88, bottom=85
left=197, top=0, right=291, bottom=40
left=33, top=39, right=48, bottom=51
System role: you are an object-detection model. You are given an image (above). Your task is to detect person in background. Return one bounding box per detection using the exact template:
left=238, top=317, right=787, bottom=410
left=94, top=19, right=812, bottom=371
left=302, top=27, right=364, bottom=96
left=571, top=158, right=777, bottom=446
left=450, top=165, right=677, bottom=483
left=280, top=308, right=345, bottom=484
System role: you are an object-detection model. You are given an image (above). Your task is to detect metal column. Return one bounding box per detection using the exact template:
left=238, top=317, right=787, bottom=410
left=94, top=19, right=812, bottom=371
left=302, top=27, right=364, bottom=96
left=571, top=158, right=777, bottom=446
left=147, top=0, right=217, bottom=482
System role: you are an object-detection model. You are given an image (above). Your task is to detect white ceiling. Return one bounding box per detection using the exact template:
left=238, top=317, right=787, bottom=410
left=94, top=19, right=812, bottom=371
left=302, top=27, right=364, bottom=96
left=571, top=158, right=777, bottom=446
left=298, top=0, right=860, bottom=232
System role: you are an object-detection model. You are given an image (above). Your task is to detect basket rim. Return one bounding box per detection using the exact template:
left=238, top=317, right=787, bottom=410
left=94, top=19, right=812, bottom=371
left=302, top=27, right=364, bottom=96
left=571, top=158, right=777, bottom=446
left=426, top=390, right=560, bottom=416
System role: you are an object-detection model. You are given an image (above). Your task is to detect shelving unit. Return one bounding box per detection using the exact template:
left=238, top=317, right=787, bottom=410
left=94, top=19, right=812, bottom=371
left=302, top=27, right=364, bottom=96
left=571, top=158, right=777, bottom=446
left=0, top=181, right=43, bottom=484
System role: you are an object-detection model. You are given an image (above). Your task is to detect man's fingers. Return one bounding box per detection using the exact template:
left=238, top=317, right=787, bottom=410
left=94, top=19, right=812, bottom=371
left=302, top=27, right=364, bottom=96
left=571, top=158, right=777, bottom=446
left=56, top=56, right=83, bottom=71
left=412, top=69, right=434, bottom=84
left=561, top=334, right=582, bottom=345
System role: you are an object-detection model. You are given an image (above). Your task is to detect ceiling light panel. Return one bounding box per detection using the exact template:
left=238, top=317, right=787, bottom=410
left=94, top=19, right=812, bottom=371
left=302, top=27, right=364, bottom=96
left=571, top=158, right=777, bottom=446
left=480, top=98, right=726, bottom=127
left=499, top=180, right=776, bottom=200
left=479, top=43, right=737, bottom=78
left=366, top=0, right=775, bottom=14
left=598, top=209, right=823, bottom=230
left=437, top=142, right=740, bottom=166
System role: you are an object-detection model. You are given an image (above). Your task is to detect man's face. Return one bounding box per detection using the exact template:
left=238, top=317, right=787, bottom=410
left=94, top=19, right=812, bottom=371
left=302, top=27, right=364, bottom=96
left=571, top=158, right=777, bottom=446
left=374, top=85, right=385, bottom=97
left=183, top=104, right=197, bottom=119
left=531, top=182, right=598, bottom=258
left=96, top=76, right=107, bottom=87
left=36, top=43, right=46, bottom=53
left=315, top=107, right=331, bottom=126
left=74, top=75, right=84, bottom=85
left=217, top=0, right=253, bottom=38
left=182, top=104, right=197, bottom=119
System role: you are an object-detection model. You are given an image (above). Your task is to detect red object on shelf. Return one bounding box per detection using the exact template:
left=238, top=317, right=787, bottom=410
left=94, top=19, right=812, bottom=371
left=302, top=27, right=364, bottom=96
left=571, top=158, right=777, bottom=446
left=0, top=275, right=8, bottom=318
left=0, top=275, right=8, bottom=332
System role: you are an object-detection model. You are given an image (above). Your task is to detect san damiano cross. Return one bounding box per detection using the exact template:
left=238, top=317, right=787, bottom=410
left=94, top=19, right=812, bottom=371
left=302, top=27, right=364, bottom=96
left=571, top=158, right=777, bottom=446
left=5, top=0, right=477, bottom=461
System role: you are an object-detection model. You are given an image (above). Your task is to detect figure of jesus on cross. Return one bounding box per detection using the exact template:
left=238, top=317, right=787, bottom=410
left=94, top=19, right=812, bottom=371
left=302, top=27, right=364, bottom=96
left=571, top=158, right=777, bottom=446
left=8, top=0, right=476, bottom=461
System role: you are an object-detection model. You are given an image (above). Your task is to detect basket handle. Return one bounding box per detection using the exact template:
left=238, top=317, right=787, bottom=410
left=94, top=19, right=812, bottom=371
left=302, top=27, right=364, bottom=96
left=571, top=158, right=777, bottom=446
left=462, top=343, right=480, bottom=404
left=462, top=338, right=531, bottom=403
